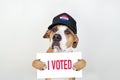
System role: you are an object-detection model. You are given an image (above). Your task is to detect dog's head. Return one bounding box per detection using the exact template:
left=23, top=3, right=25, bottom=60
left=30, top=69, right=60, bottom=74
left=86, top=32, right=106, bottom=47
left=43, top=25, right=79, bottom=51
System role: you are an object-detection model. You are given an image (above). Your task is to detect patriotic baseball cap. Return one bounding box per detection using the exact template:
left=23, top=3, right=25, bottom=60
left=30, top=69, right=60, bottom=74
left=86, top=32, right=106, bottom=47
left=48, top=13, right=77, bottom=34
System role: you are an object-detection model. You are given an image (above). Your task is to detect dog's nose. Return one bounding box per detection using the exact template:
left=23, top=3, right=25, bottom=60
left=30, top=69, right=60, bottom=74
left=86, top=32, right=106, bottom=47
left=53, top=34, right=62, bottom=41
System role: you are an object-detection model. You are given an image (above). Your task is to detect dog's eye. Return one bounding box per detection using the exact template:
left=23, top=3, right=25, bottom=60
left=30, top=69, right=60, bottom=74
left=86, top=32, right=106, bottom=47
left=65, top=29, right=71, bottom=35
left=51, top=27, right=57, bottom=32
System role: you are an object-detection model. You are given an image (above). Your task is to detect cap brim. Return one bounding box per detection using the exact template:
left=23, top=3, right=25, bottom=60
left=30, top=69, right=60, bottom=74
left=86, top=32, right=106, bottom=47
left=48, top=23, right=76, bottom=34
left=48, top=23, right=68, bottom=30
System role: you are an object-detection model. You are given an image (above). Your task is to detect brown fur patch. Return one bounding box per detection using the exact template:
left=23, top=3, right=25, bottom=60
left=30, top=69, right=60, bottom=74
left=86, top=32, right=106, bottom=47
left=47, top=47, right=54, bottom=53
left=65, top=28, right=77, bottom=48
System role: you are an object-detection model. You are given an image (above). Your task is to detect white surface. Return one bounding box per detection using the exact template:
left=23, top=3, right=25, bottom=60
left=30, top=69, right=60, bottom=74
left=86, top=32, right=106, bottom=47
left=37, top=52, right=82, bottom=78
left=0, top=0, right=120, bottom=80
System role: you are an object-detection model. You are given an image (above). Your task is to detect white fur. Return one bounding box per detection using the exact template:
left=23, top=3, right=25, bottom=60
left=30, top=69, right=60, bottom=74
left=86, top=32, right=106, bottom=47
left=56, top=25, right=67, bottom=51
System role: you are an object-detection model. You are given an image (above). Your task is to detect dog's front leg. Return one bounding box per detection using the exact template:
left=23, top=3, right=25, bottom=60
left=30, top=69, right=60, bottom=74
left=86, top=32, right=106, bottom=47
left=47, top=47, right=54, bottom=53
left=69, top=77, right=75, bottom=80
left=45, top=78, right=52, bottom=80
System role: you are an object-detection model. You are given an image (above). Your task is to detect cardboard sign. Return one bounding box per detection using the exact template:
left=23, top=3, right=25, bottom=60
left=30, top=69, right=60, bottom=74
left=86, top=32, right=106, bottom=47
left=36, top=52, right=82, bottom=78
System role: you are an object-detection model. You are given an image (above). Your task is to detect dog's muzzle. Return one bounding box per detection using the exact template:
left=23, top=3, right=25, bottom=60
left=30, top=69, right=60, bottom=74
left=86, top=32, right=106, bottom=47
left=53, top=34, right=62, bottom=42
left=52, top=34, right=62, bottom=49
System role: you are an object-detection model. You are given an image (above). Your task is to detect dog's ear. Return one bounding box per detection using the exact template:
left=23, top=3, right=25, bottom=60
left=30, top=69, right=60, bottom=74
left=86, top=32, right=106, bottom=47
left=43, top=29, right=51, bottom=38
left=72, top=34, right=79, bottom=48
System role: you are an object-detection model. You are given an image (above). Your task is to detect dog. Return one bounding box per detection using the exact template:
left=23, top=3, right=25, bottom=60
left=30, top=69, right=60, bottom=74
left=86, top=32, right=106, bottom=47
left=32, top=13, right=86, bottom=80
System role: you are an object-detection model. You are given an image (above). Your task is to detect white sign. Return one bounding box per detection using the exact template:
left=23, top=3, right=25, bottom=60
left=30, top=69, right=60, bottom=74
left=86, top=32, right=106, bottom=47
left=36, top=52, right=82, bottom=78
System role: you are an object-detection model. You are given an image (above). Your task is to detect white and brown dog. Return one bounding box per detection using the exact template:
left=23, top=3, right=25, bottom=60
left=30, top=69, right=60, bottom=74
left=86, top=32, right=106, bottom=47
left=32, top=13, right=86, bottom=80
left=44, top=25, right=78, bottom=53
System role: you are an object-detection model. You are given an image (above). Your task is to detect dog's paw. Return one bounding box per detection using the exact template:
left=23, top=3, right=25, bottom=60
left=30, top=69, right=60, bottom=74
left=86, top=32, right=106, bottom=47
left=73, top=59, right=86, bottom=71
left=32, top=59, right=47, bottom=71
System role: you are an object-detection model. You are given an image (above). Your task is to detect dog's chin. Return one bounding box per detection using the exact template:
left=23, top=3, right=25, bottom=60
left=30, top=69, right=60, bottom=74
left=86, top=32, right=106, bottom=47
left=52, top=41, right=61, bottom=51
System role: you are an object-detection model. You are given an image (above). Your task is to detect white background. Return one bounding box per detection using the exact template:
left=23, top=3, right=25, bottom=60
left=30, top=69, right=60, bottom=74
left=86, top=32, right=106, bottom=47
left=0, top=0, right=120, bottom=80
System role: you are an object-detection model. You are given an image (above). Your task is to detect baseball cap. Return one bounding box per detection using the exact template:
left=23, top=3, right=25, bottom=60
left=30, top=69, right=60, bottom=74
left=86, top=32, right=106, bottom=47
left=48, top=13, right=77, bottom=34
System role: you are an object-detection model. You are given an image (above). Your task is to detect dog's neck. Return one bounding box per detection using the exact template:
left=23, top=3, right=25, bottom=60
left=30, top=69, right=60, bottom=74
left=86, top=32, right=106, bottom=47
left=53, top=47, right=73, bottom=53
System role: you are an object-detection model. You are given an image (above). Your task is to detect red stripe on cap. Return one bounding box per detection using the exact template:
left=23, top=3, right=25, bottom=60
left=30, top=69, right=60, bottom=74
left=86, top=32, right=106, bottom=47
left=60, top=15, right=69, bottom=20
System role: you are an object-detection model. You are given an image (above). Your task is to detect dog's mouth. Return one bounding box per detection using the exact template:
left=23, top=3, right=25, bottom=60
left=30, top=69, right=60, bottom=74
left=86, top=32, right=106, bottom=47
left=52, top=41, right=61, bottom=50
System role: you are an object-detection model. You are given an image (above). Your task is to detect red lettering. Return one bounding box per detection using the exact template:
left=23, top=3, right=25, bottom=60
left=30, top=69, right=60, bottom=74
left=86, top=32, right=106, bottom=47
left=48, top=60, right=50, bottom=70
left=51, top=60, right=55, bottom=70
left=48, top=59, right=72, bottom=70
left=68, top=60, right=72, bottom=69
left=56, top=60, right=60, bottom=70
left=64, top=60, right=67, bottom=69
left=60, top=60, right=63, bottom=69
